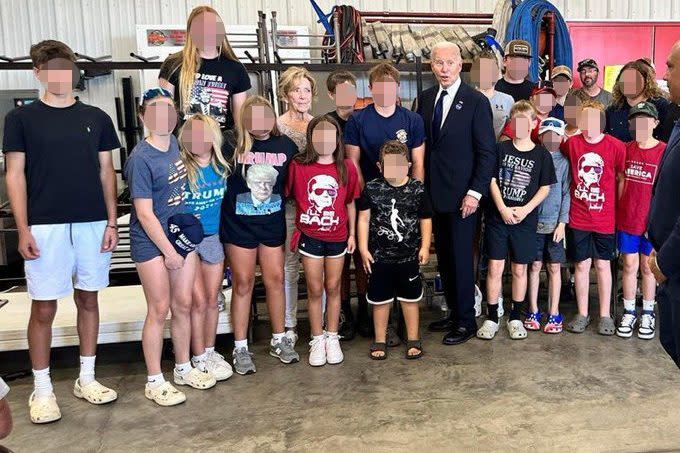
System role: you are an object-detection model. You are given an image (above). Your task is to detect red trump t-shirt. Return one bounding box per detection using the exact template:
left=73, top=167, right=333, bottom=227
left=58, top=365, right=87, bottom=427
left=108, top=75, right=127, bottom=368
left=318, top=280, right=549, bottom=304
left=561, top=134, right=626, bottom=234
left=285, top=159, right=360, bottom=242
left=616, top=140, right=666, bottom=235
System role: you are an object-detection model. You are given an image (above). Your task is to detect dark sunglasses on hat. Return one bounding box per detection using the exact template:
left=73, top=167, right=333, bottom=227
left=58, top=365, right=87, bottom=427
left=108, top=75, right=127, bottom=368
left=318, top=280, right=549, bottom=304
left=542, top=118, right=563, bottom=129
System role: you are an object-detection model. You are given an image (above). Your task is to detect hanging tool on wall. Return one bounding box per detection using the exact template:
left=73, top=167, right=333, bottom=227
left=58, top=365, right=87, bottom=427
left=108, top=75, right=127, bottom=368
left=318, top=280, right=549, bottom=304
left=321, top=5, right=364, bottom=63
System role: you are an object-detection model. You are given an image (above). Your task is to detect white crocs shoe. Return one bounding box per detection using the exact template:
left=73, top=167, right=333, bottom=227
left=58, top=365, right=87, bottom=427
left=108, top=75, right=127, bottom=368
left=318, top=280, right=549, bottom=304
left=477, top=320, right=499, bottom=340
left=474, top=285, right=483, bottom=317
left=145, top=381, right=186, bottom=407
left=205, top=351, right=234, bottom=381
left=73, top=379, right=118, bottom=405
left=29, top=391, right=61, bottom=424
left=507, top=319, right=528, bottom=340
left=325, top=333, right=344, bottom=365
left=174, top=367, right=216, bottom=390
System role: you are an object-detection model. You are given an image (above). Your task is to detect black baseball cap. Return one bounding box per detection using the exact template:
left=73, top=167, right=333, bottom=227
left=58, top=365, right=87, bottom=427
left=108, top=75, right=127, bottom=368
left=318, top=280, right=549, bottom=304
left=577, top=59, right=598, bottom=72
left=167, top=213, right=204, bottom=257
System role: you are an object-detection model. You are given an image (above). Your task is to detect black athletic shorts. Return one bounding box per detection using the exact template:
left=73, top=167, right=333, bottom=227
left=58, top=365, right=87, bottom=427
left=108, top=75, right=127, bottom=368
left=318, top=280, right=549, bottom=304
left=367, top=260, right=423, bottom=305
left=567, top=228, right=616, bottom=262
left=485, top=220, right=536, bottom=264
left=298, top=233, right=347, bottom=259
left=535, top=233, right=567, bottom=263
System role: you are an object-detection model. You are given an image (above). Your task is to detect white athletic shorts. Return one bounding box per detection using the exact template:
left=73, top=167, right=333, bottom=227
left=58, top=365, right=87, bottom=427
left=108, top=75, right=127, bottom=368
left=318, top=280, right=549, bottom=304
left=25, top=221, right=112, bottom=300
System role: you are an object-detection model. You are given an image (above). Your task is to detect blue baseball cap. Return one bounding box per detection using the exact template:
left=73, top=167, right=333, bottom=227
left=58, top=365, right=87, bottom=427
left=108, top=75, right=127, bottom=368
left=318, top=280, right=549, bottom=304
left=141, top=87, right=173, bottom=106
left=167, top=213, right=204, bottom=257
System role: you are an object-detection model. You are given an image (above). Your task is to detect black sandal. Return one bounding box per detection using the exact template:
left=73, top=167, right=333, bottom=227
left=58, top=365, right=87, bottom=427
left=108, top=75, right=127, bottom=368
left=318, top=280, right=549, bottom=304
left=369, top=342, right=387, bottom=360
left=405, top=340, right=423, bottom=360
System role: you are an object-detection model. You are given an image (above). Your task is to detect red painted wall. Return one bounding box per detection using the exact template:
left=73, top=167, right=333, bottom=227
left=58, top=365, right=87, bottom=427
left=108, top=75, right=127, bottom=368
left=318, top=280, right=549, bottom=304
left=567, top=21, right=680, bottom=88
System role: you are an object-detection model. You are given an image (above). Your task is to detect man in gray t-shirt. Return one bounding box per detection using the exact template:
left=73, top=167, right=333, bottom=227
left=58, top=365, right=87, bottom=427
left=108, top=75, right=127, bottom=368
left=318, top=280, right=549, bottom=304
left=573, top=58, right=613, bottom=107
left=470, top=52, right=515, bottom=139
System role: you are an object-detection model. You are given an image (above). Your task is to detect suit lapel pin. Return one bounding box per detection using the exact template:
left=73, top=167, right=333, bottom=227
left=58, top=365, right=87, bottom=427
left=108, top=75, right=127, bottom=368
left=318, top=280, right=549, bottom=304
left=455, top=101, right=463, bottom=110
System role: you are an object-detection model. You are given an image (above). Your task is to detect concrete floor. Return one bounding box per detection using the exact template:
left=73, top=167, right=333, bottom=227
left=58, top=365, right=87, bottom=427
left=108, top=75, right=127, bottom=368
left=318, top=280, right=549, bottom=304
left=2, top=303, right=680, bottom=453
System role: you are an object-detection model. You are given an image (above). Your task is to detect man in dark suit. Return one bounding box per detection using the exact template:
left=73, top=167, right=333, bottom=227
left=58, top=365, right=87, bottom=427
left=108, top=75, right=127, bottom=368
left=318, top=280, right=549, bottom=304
left=648, top=40, right=680, bottom=369
left=416, top=41, right=496, bottom=345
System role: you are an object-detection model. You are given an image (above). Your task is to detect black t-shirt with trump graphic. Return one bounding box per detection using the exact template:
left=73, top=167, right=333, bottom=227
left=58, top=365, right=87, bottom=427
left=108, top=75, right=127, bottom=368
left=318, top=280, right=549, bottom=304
left=358, top=177, right=433, bottom=264
left=489, top=140, right=556, bottom=228
left=160, top=54, right=251, bottom=131
left=219, top=134, right=297, bottom=247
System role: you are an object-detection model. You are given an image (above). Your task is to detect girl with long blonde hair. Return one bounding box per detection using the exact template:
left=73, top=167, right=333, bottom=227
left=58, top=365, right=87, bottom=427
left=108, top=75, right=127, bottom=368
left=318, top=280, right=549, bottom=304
left=159, top=5, right=250, bottom=134
left=219, top=95, right=300, bottom=375
left=178, top=113, right=232, bottom=382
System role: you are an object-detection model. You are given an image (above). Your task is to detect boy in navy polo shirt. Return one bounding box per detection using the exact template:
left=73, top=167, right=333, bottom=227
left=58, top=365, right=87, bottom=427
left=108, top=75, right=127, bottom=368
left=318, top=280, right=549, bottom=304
left=344, top=63, right=426, bottom=340
left=345, top=63, right=426, bottom=184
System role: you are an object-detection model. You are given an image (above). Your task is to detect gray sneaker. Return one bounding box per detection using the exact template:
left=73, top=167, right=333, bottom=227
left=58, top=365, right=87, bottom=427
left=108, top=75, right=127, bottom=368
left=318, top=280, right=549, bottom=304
left=232, top=347, right=256, bottom=375
left=269, top=336, right=300, bottom=364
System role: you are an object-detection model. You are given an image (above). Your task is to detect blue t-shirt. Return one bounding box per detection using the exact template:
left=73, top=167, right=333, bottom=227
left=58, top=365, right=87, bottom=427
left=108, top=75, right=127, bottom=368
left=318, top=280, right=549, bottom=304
left=124, top=136, right=187, bottom=262
left=549, top=103, right=565, bottom=122
left=344, top=104, right=425, bottom=183
left=184, top=164, right=226, bottom=236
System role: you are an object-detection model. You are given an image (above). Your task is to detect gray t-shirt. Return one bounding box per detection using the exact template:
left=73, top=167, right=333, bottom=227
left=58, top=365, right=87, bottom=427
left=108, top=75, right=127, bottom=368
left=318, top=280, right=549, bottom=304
left=125, top=136, right=187, bottom=262
left=574, top=87, right=613, bottom=108
left=488, top=90, right=514, bottom=139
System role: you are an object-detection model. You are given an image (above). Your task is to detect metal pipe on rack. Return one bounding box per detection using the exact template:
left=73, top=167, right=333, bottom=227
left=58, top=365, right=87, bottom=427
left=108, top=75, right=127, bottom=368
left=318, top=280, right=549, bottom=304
left=259, top=10, right=274, bottom=105
left=363, top=18, right=492, bottom=25
left=547, top=11, right=556, bottom=77
left=333, top=8, right=342, bottom=63
left=360, top=11, right=493, bottom=19
left=270, top=10, right=279, bottom=59
left=0, top=61, right=471, bottom=72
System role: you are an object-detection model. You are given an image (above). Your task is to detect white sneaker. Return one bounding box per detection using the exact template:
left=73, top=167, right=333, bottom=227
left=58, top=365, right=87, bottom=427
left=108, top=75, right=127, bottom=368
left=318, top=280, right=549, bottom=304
left=145, top=381, right=186, bottom=407
left=285, top=329, right=299, bottom=347
left=73, top=379, right=118, bottom=405
left=616, top=311, right=637, bottom=338
left=325, top=333, right=344, bottom=365
left=308, top=336, right=327, bottom=366
left=205, top=351, right=234, bottom=381
left=507, top=319, right=528, bottom=340
left=497, top=296, right=505, bottom=318
left=474, top=285, right=483, bottom=317
left=29, top=391, right=61, bottom=424
left=173, top=367, right=216, bottom=390
left=638, top=312, right=656, bottom=340
left=477, top=320, right=499, bottom=340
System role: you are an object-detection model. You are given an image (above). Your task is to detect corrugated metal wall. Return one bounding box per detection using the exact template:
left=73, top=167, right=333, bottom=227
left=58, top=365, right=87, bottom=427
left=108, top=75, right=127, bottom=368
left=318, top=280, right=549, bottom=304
left=1, top=0, right=679, bottom=127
